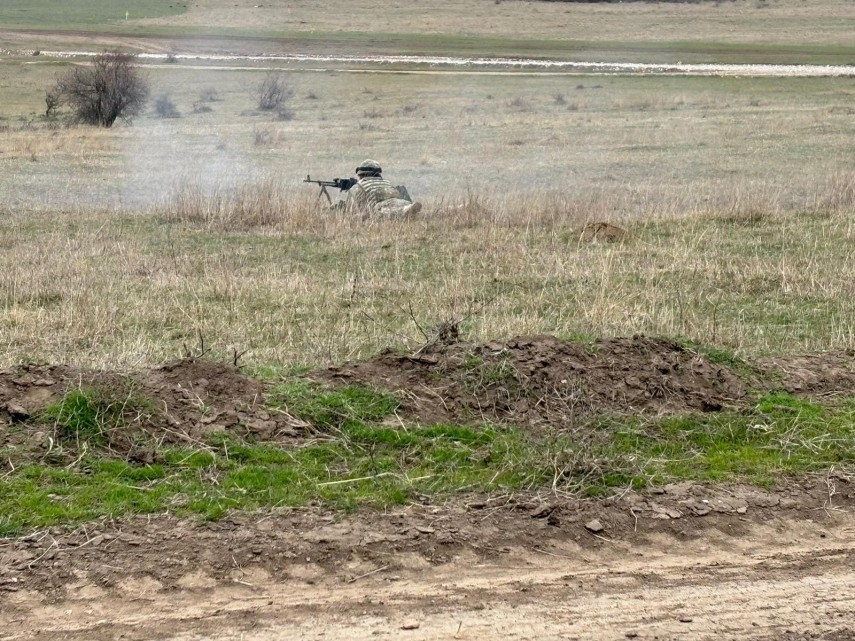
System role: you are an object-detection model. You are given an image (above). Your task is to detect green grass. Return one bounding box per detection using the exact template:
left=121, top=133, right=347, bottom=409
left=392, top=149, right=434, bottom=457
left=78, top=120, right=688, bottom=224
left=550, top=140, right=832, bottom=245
left=0, top=421, right=539, bottom=536
left=267, top=380, right=401, bottom=429
left=595, top=393, right=855, bottom=493
left=0, top=0, right=186, bottom=30
left=3, top=383, right=855, bottom=536
left=40, top=384, right=158, bottom=447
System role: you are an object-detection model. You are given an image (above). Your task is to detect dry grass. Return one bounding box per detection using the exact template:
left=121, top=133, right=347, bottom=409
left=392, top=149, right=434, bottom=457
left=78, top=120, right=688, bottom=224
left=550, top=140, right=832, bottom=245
left=1, top=173, right=853, bottom=370
left=130, top=0, right=855, bottom=49
left=0, top=60, right=853, bottom=372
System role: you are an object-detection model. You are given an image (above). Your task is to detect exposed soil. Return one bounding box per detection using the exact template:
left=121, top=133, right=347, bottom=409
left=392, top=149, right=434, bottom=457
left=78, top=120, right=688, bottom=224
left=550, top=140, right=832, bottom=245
left=0, top=358, right=303, bottom=458
left=760, top=350, right=855, bottom=396
left=2, top=336, right=855, bottom=639
left=319, top=335, right=752, bottom=429
left=3, top=336, right=855, bottom=457
left=1, top=477, right=854, bottom=640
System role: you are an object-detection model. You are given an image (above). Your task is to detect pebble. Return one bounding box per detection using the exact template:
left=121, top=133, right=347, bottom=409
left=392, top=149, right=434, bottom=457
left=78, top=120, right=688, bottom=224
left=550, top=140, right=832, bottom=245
left=585, top=519, right=604, bottom=533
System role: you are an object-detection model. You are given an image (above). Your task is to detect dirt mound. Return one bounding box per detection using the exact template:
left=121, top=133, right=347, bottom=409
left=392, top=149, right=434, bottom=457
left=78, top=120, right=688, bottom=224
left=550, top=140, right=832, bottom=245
left=0, top=359, right=302, bottom=456
left=319, top=335, right=749, bottom=429
left=759, top=351, right=855, bottom=396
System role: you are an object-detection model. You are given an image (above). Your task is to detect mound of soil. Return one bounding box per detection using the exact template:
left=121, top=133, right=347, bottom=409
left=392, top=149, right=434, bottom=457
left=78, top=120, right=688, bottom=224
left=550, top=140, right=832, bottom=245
left=3, top=336, right=853, bottom=457
left=319, top=335, right=749, bottom=429
left=759, top=351, right=855, bottom=396
left=0, top=359, right=303, bottom=457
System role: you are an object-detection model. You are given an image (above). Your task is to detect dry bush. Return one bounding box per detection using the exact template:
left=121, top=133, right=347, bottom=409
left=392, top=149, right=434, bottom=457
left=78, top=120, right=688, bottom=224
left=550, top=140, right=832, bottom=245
left=48, top=52, right=149, bottom=127
left=154, top=94, right=180, bottom=119
left=257, top=72, right=294, bottom=111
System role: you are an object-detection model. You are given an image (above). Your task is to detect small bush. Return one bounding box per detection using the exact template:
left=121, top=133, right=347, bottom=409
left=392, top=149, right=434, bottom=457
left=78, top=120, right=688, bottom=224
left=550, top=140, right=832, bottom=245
left=198, top=87, right=220, bottom=102
left=44, top=87, right=61, bottom=117
left=254, top=126, right=272, bottom=146
left=154, top=93, right=180, bottom=118
left=192, top=102, right=213, bottom=114
left=258, top=72, right=294, bottom=111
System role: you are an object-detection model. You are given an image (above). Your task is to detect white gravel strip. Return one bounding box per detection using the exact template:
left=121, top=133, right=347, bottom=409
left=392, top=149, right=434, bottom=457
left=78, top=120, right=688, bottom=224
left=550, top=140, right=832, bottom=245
left=9, top=49, right=855, bottom=77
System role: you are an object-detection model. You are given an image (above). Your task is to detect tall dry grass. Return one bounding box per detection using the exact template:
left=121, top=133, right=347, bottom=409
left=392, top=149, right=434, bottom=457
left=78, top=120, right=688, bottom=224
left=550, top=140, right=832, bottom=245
left=1, top=173, right=853, bottom=371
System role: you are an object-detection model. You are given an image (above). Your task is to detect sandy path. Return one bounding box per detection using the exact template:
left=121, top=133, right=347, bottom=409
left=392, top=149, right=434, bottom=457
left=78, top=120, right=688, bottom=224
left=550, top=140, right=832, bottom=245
left=3, top=510, right=853, bottom=641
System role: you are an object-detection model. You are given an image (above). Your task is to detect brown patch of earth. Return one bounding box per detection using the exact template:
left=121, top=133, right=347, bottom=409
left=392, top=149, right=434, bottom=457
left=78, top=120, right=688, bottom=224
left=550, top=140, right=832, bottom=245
left=759, top=350, right=855, bottom=397
left=0, top=358, right=305, bottom=459
left=320, top=335, right=750, bottom=428
left=2, top=337, right=855, bottom=459
left=0, top=477, right=853, bottom=640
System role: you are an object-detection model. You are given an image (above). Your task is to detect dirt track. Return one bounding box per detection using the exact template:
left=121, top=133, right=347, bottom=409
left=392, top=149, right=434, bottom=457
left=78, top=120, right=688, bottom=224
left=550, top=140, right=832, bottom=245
left=2, top=480, right=854, bottom=640
left=2, top=338, right=855, bottom=639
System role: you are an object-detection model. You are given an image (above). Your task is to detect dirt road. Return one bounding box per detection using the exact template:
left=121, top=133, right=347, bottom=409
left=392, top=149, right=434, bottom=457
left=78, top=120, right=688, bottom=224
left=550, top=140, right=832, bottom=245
left=2, top=480, right=854, bottom=641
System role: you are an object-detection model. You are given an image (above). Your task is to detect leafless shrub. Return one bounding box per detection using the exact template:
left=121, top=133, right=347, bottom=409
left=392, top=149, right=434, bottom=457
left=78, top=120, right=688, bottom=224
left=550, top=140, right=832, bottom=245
left=254, top=126, right=272, bottom=146
left=198, top=87, right=220, bottom=102
left=154, top=94, right=180, bottom=119
left=192, top=102, right=213, bottom=114
left=48, top=51, right=149, bottom=127
left=553, top=93, right=566, bottom=106
left=507, top=96, right=532, bottom=112
left=165, top=52, right=178, bottom=64
left=44, top=87, right=61, bottom=117
left=258, top=72, right=294, bottom=111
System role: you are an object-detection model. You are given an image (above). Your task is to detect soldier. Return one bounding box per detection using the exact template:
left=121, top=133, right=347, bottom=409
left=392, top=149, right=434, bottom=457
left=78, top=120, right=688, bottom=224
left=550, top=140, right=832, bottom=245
left=345, top=159, right=422, bottom=217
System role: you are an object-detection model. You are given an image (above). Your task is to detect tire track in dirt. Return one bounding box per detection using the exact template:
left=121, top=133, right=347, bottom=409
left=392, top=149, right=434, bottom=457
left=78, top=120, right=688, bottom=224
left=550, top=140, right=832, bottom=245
left=3, top=513, right=854, bottom=641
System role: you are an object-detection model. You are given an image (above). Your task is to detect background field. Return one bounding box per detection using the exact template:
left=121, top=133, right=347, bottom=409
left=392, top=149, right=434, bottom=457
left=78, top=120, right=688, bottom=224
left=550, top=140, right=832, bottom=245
left=0, top=0, right=853, bottom=371
left=0, top=52, right=853, bottom=370
left=1, top=0, right=854, bottom=63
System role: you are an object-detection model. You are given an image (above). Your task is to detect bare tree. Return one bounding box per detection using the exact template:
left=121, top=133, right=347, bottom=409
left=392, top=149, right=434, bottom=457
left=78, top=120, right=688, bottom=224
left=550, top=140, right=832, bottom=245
left=257, top=72, right=293, bottom=111
left=50, top=52, right=149, bottom=127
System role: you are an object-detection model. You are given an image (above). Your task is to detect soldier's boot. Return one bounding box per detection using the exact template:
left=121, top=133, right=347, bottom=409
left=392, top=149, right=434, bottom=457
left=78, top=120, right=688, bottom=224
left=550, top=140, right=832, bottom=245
left=403, top=201, right=422, bottom=216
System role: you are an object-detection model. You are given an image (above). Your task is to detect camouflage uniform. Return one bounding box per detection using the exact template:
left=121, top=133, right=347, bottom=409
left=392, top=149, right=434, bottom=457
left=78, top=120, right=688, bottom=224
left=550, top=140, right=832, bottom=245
left=346, top=159, right=422, bottom=217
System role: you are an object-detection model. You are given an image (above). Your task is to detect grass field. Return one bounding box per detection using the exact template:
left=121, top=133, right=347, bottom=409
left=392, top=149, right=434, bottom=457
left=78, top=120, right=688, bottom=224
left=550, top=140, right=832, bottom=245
left=1, top=0, right=853, bottom=64
left=1, top=4, right=854, bottom=531
left=0, top=59, right=853, bottom=369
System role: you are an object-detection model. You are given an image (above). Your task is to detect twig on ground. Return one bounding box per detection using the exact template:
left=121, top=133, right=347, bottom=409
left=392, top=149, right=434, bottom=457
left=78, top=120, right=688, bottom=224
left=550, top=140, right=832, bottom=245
left=346, top=565, right=389, bottom=583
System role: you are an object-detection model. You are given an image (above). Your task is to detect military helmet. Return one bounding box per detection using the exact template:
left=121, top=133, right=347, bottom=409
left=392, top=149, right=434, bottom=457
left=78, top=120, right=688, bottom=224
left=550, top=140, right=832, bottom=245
left=356, top=159, right=382, bottom=177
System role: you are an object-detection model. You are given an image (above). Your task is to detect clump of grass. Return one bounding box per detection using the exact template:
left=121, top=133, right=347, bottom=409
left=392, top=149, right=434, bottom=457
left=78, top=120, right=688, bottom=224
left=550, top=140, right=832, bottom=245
left=40, top=384, right=156, bottom=448
left=267, top=380, right=401, bottom=429
left=461, top=354, right=519, bottom=395
left=157, top=177, right=319, bottom=231
left=678, top=339, right=756, bottom=377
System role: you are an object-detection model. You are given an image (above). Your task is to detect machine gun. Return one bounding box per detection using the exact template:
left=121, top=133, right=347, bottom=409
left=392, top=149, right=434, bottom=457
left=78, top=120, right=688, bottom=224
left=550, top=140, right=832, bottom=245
left=303, top=175, right=357, bottom=205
